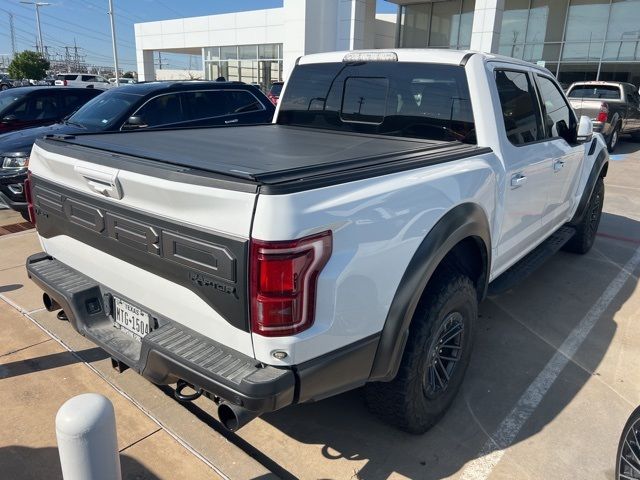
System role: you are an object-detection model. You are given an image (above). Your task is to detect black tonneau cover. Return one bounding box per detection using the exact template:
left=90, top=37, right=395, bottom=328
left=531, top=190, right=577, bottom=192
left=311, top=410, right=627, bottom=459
left=38, top=125, right=491, bottom=194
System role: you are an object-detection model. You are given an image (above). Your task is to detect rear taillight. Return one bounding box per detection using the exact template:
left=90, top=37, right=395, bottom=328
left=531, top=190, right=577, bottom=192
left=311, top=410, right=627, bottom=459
left=24, top=171, right=35, bottom=224
left=250, top=231, right=332, bottom=337
left=63, top=80, right=67, bottom=86
left=596, top=102, right=609, bottom=123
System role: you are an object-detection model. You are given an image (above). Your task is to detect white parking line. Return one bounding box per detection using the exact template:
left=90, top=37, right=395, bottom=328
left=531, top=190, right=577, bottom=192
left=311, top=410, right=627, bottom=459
left=460, top=246, right=640, bottom=480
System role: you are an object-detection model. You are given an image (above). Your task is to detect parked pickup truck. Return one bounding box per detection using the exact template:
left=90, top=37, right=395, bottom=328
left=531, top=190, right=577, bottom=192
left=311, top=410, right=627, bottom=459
left=567, top=81, right=640, bottom=152
left=25, top=50, right=608, bottom=434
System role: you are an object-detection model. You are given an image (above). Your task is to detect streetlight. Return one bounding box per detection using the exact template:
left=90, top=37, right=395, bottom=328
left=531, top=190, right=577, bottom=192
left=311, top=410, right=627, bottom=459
left=107, top=0, right=120, bottom=86
left=20, top=1, right=51, bottom=56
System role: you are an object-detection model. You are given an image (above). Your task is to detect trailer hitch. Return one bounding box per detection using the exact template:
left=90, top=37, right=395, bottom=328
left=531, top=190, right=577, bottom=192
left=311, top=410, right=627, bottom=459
left=174, top=379, right=203, bottom=402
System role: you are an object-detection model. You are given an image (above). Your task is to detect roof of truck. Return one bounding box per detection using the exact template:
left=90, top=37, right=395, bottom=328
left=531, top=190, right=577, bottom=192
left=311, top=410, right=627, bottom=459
left=299, top=48, right=552, bottom=74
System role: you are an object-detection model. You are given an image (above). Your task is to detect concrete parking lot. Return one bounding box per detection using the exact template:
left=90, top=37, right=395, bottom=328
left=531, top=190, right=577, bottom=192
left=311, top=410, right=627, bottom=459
left=1, top=139, right=639, bottom=479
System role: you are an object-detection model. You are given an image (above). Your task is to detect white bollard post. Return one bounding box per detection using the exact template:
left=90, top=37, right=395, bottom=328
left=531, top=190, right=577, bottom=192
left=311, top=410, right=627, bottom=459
left=55, top=393, right=122, bottom=480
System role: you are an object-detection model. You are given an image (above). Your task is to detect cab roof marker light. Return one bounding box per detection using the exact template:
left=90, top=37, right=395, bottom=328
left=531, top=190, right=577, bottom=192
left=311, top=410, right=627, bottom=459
left=342, top=52, right=398, bottom=63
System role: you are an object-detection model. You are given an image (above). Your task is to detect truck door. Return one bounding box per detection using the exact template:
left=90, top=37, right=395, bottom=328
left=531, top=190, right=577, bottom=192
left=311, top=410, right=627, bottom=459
left=492, top=68, right=549, bottom=274
left=626, top=88, right=640, bottom=133
left=533, top=74, right=584, bottom=235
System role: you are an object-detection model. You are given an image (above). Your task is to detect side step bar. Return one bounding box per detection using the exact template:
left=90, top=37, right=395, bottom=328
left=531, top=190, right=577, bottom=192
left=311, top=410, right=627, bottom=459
left=488, top=226, right=576, bottom=296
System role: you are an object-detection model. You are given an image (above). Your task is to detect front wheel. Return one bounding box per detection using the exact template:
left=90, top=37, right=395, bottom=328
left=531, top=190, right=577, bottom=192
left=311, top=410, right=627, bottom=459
left=364, top=272, right=477, bottom=434
left=563, top=177, right=604, bottom=254
left=616, top=405, right=640, bottom=479
left=0, top=85, right=8, bottom=91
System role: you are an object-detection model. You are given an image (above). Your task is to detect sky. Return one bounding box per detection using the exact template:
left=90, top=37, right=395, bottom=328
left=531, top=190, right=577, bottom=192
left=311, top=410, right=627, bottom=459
left=0, top=0, right=398, bottom=71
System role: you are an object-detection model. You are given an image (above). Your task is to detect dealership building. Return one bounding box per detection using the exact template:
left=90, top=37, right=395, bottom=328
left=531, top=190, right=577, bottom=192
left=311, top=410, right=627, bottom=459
left=135, top=0, right=640, bottom=87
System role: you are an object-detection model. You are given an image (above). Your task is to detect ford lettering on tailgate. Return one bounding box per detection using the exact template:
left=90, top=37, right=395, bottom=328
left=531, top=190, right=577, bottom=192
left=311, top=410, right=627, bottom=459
left=31, top=176, right=249, bottom=332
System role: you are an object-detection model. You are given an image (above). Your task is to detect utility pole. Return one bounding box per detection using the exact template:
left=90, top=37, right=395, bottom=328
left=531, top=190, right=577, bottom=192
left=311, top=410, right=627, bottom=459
left=107, top=0, right=120, bottom=86
left=20, top=2, right=51, bottom=54
left=8, top=13, right=16, bottom=57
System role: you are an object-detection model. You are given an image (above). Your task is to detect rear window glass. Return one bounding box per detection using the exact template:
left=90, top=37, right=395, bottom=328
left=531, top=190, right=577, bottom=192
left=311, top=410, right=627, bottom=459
left=567, top=86, right=621, bottom=99
left=0, top=92, right=26, bottom=111
left=278, top=62, right=476, bottom=143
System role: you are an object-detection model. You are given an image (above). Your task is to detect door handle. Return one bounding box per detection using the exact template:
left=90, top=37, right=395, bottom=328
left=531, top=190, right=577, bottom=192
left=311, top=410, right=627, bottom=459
left=554, top=159, right=565, bottom=172
left=510, top=173, right=527, bottom=188
left=74, top=164, right=123, bottom=199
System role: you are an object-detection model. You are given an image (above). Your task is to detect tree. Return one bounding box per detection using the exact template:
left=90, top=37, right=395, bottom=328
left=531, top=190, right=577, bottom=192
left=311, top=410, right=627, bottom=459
left=122, top=71, right=135, bottom=79
left=8, top=51, right=50, bottom=80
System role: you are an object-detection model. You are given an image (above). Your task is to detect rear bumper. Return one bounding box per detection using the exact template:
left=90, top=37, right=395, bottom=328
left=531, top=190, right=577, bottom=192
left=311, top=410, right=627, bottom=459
left=26, top=252, right=295, bottom=412
left=26, top=253, right=379, bottom=412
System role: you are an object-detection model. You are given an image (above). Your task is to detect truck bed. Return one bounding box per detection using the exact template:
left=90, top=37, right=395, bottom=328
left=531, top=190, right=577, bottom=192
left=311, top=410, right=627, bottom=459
left=37, top=124, right=490, bottom=193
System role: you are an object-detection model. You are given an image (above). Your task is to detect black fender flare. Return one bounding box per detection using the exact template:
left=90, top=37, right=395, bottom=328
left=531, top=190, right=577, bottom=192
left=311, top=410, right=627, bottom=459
left=570, top=143, right=608, bottom=226
left=368, top=202, right=491, bottom=382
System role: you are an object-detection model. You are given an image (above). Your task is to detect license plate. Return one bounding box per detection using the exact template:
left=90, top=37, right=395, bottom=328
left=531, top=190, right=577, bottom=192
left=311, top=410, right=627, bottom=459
left=113, top=297, right=151, bottom=341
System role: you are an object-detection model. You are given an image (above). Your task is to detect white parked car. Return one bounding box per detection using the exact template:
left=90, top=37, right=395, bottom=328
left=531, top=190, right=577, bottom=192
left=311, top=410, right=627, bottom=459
left=26, top=49, right=608, bottom=434
left=108, top=77, right=136, bottom=85
left=55, top=73, right=112, bottom=89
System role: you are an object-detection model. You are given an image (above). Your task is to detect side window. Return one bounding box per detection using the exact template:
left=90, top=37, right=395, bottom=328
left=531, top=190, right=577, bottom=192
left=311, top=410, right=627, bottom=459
left=228, top=91, right=263, bottom=114
left=9, top=94, right=59, bottom=121
left=495, top=70, right=543, bottom=145
left=536, top=75, right=574, bottom=140
left=134, top=94, right=184, bottom=127
left=181, top=91, right=230, bottom=120
left=82, top=75, right=97, bottom=82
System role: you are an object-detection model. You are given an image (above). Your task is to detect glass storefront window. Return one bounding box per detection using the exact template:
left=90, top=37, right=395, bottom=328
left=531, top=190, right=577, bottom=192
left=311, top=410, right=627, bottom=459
left=239, top=45, right=257, bottom=60
left=220, top=46, right=237, bottom=61
left=204, top=44, right=283, bottom=91
left=430, top=1, right=462, bottom=47
left=565, top=0, right=609, bottom=43
left=399, top=1, right=474, bottom=49
left=500, top=0, right=529, bottom=46
left=400, top=4, right=430, bottom=47
left=526, top=0, right=567, bottom=43
left=606, top=0, right=640, bottom=41
left=258, top=44, right=279, bottom=60
left=204, top=47, right=220, bottom=61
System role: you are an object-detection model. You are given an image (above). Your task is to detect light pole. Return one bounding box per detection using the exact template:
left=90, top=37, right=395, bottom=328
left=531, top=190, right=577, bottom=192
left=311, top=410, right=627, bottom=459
left=108, top=0, right=120, bottom=86
left=20, top=1, right=51, bottom=56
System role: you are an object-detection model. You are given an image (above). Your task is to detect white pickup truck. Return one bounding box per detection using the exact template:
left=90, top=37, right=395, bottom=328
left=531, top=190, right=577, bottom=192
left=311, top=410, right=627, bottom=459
left=25, top=49, right=608, bottom=434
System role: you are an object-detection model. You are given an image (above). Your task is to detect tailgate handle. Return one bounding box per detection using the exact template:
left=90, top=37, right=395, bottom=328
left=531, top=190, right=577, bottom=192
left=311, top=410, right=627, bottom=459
left=74, top=165, right=123, bottom=200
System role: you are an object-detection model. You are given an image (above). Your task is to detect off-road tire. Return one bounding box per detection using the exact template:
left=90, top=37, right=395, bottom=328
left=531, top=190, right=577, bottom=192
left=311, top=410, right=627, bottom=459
left=615, top=405, right=640, bottom=479
left=364, top=272, right=477, bottom=434
left=563, top=177, right=604, bottom=254
left=607, top=124, right=620, bottom=153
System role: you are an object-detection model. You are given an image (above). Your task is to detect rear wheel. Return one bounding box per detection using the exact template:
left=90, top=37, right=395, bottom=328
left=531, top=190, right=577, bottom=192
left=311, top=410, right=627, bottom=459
left=563, top=177, right=604, bottom=254
left=616, top=405, right=640, bottom=479
left=364, top=271, right=477, bottom=434
left=0, top=84, right=8, bottom=91
left=608, top=124, right=620, bottom=153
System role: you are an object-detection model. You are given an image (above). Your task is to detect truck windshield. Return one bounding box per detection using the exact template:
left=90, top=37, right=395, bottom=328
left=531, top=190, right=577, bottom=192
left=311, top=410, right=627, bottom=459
left=278, top=62, right=476, bottom=143
left=568, top=86, right=621, bottom=100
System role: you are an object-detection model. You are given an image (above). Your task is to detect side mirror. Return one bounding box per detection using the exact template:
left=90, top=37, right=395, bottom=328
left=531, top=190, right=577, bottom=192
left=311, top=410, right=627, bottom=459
left=122, top=116, right=146, bottom=130
left=1, top=115, right=17, bottom=123
left=576, top=115, right=593, bottom=143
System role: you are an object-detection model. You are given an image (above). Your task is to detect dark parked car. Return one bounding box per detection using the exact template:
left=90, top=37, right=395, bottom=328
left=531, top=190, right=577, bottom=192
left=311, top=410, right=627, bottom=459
left=0, top=76, right=14, bottom=91
left=567, top=81, right=640, bottom=152
left=0, top=87, right=102, bottom=135
left=0, top=81, right=275, bottom=218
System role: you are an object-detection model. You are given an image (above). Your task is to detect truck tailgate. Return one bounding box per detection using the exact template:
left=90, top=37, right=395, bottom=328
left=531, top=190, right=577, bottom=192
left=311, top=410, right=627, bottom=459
left=29, top=140, right=256, bottom=358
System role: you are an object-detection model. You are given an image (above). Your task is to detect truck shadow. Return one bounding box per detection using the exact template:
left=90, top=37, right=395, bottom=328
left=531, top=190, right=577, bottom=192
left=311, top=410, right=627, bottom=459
left=616, top=139, right=640, bottom=155
left=257, top=211, right=639, bottom=480
left=0, top=446, right=161, bottom=480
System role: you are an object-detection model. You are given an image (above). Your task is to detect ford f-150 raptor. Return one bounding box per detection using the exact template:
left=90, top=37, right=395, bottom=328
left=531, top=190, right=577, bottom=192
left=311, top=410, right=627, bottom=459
left=25, top=49, right=608, bottom=434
